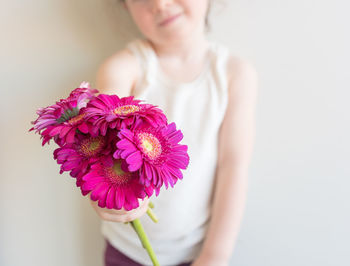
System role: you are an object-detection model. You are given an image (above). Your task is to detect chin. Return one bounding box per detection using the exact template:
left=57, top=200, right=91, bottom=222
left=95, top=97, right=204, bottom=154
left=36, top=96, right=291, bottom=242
left=161, top=26, right=193, bottom=41
left=144, top=23, right=196, bottom=44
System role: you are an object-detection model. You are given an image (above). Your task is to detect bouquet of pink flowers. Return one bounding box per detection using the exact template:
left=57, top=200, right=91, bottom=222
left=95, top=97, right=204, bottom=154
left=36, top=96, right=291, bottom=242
left=29, top=81, right=190, bottom=266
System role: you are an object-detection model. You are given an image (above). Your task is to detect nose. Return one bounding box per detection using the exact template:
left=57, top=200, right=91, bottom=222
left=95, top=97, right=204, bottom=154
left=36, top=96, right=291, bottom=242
left=151, top=0, right=172, bottom=12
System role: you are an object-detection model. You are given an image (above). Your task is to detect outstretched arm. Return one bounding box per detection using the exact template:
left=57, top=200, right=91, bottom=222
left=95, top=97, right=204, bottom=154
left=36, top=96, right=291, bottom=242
left=192, top=57, right=258, bottom=266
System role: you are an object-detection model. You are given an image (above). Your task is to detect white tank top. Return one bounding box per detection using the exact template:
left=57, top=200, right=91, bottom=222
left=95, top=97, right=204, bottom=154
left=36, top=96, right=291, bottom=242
left=101, top=38, right=230, bottom=266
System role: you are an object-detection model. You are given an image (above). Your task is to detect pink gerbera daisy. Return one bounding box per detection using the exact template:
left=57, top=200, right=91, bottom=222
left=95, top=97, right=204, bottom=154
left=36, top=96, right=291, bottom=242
left=84, top=94, right=167, bottom=136
left=81, top=158, right=155, bottom=209
left=29, top=82, right=97, bottom=146
left=53, top=132, right=111, bottom=172
left=30, top=97, right=91, bottom=146
left=54, top=134, right=112, bottom=195
left=113, top=121, right=189, bottom=191
left=53, top=129, right=118, bottom=194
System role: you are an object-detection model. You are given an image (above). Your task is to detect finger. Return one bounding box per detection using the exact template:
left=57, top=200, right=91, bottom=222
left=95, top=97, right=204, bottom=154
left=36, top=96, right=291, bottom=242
left=106, top=197, right=147, bottom=216
left=107, top=198, right=149, bottom=222
left=127, top=200, right=150, bottom=221
left=139, top=197, right=149, bottom=208
left=90, top=198, right=129, bottom=215
left=90, top=197, right=149, bottom=221
left=99, top=212, right=127, bottom=223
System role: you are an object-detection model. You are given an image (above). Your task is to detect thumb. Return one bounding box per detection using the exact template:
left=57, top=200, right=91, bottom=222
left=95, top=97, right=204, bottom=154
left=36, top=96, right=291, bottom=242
left=138, top=196, right=149, bottom=209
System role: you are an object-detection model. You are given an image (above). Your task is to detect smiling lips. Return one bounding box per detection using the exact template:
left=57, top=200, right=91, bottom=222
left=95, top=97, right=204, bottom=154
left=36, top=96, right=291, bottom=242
left=159, top=13, right=181, bottom=26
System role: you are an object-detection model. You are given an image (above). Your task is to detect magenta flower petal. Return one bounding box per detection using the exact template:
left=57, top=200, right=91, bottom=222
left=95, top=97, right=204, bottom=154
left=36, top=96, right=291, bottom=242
left=82, top=178, right=102, bottom=191
left=59, top=126, right=71, bottom=139
left=106, top=186, right=116, bottom=209
left=82, top=171, right=97, bottom=182
left=121, top=160, right=129, bottom=172
left=115, top=187, right=124, bottom=209
left=48, top=126, right=63, bottom=137
left=120, top=148, right=136, bottom=160
left=144, top=163, right=153, bottom=181
left=97, top=185, right=109, bottom=208
left=125, top=151, right=143, bottom=169
left=144, top=186, right=154, bottom=198
left=68, top=82, right=98, bottom=102
left=116, top=139, right=135, bottom=150
left=62, top=160, right=79, bottom=171
left=78, top=123, right=89, bottom=133
left=91, top=182, right=109, bottom=201
left=124, top=188, right=139, bottom=211
left=66, top=128, right=76, bottom=143
left=118, top=129, right=135, bottom=142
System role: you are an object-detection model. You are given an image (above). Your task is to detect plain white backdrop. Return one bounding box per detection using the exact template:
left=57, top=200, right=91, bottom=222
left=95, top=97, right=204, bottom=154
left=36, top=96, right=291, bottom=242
left=1, top=1, right=349, bottom=266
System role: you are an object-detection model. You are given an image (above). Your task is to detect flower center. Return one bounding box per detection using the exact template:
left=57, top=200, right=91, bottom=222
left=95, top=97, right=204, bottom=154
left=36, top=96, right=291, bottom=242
left=113, top=105, right=140, bottom=116
left=79, top=136, right=105, bottom=157
left=57, top=107, right=79, bottom=124
left=68, top=113, right=85, bottom=126
left=105, top=160, right=133, bottom=185
left=137, top=132, right=162, bottom=160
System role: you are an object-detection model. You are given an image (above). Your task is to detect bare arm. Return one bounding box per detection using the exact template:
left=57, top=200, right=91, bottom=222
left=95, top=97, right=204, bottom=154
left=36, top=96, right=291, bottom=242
left=192, top=57, right=258, bottom=265
left=95, top=48, right=140, bottom=96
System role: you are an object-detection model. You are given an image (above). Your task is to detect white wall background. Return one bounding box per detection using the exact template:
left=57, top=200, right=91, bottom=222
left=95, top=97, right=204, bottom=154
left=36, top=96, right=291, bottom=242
left=1, top=1, right=349, bottom=266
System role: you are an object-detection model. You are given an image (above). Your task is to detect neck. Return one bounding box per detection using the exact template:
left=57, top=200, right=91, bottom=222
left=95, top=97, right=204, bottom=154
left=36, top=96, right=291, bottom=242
left=147, top=31, right=210, bottom=63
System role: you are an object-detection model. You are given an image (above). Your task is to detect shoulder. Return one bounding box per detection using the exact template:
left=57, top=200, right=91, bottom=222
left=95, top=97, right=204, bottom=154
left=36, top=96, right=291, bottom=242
left=225, top=54, right=258, bottom=101
left=216, top=54, right=258, bottom=167
left=226, top=54, right=258, bottom=91
left=95, top=48, right=141, bottom=97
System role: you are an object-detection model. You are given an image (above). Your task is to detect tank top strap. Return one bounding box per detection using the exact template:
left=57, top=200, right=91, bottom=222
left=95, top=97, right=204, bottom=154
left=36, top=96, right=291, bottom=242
left=209, top=41, right=231, bottom=117
left=210, top=41, right=231, bottom=91
left=125, top=38, right=157, bottom=94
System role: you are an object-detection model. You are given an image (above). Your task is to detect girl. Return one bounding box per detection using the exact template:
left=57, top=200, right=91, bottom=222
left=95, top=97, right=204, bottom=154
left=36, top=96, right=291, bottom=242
left=90, top=0, right=258, bottom=265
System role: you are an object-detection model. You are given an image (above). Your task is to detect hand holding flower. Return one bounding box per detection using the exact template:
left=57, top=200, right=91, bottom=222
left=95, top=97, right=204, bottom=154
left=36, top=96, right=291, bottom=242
left=29, top=82, right=189, bottom=266
left=89, top=196, right=150, bottom=223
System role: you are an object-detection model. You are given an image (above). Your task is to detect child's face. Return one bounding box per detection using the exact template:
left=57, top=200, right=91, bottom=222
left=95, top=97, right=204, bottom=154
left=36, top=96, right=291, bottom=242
left=123, top=0, right=209, bottom=43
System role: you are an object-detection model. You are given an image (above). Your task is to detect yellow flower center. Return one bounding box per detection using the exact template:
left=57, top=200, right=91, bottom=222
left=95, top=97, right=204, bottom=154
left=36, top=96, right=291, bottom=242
left=138, top=132, right=162, bottom=160
left=113, top=105, right=140, bottom=116
left=79, top=136, right=104, bottom=157
left=106, top=160, right=133, bottom=185
left=68, top=113, right=85, bottom=125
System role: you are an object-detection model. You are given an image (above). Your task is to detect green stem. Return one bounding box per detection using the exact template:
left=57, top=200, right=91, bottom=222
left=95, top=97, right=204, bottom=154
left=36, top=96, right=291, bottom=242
left=124, top=206, right=157, bottom=224
left=124, top=201, right=158, bottom=225
left=149, top=201, right=155, bottom=209
left=130, top=218, right=160, bottom=266
left=146, top=207, right=158, bottom=223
